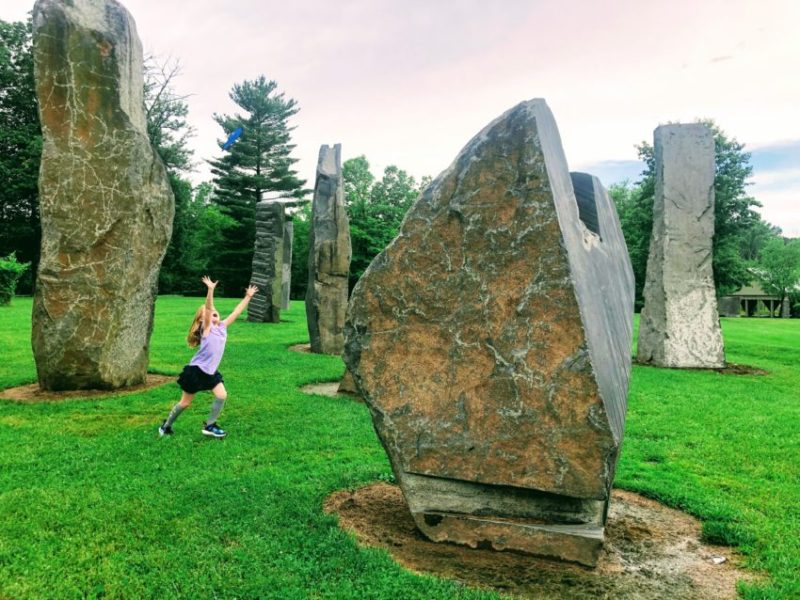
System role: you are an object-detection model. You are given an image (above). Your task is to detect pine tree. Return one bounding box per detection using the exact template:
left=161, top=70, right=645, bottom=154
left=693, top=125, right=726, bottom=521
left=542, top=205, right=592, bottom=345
left=208, top=76, right=306, bottom=296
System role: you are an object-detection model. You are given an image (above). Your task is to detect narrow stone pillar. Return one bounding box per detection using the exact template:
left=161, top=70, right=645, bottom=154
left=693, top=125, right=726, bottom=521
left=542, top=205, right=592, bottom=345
left=281, top=220, right=293, bottom=310
left=306, top=144, right=351, bottom=354
left=248, top=201, right=284, bottom=323
left=31, top=0, right=174, bottom=391
left=637, top=124, right=725, bottom=368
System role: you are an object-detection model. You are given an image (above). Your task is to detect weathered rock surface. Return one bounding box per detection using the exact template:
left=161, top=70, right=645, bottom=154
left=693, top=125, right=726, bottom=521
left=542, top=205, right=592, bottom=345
left=248, top=201, right=285, bottom=323
left=281, top=220, right=294, bottom=310
left=306, top=144, right=351, bottom=355
left=637, top=124, right=725, bottom=368
left=31, top=0, right=174, bottom=391
left=344, top=99, right=634, bottom=566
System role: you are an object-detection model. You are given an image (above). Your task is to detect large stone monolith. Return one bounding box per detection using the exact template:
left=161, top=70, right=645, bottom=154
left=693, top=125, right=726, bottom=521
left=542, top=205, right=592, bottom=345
left=306, top=144, right=351, bottom=355
left=31, top=0, right=174, bottom=391
left=344, top=99, right=634, bottom=566
left=248, top=200, right=285, bottom=323
left=281, top=220, right=294, bottom=310
left=637, top=124, right=725, bottom=368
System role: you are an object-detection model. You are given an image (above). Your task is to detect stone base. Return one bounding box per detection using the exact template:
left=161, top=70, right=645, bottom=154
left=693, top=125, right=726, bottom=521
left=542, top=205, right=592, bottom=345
left=338, top=369, right=358, bottom=394
left=412, top=511, right=604, bottom=567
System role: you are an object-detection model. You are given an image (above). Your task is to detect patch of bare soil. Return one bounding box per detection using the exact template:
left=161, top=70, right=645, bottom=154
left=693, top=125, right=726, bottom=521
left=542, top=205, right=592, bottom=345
left=635, top=361, right=767, bottom=376
left=300, top=381, right=362, bottom=402
left=288, top=343, right=312, bottom=353
left=714, top=363, right=768, bottom=376
left=0, top=374, right=174, bottom=403
left=324, top=483, right=757, bottom=599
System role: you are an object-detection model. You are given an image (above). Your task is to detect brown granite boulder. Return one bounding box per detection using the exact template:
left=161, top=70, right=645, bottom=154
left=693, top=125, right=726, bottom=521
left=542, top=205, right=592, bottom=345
left=31, top=0, right=174, bottom=390
left=344, top=99, right=634, bottom=566
left=306, top=144, right=351, bottom=355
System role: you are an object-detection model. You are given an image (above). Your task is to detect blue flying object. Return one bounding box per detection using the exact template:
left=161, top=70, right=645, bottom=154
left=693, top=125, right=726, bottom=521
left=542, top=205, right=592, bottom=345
left=222, top=127, right=243, bottom=150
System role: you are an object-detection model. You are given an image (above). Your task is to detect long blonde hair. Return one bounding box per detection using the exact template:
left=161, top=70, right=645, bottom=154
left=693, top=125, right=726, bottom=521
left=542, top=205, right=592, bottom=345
left=187, top=305, right=206, bottom=348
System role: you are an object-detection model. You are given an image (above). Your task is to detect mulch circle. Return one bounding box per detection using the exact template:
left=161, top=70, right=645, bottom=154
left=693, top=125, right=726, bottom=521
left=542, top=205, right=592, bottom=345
left=0, top=374, right=174, bottom=403
left=714, top=363, right=768, bottom=375
left=288, top=343, right=312, bottom=353
left=635, top=361, right=768, bottom=376
left=300, top=381, right=362, bottom=402
left=324, top=482, right=758, bottom=600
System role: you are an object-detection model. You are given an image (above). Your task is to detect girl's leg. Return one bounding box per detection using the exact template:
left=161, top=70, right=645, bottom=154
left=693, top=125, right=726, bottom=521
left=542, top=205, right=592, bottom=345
left=206, top=383, right=228, bottom=425
left=164, top=391, right=194, bottom=428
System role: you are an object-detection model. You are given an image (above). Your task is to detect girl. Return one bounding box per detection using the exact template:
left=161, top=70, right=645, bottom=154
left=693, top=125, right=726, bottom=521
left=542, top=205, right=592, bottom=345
left=159, top=276, right=258, bottom=439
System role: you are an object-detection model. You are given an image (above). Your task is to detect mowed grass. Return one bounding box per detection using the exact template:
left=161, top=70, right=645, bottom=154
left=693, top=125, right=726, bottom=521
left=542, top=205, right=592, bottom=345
left=0, top=297, right=797, bottom=599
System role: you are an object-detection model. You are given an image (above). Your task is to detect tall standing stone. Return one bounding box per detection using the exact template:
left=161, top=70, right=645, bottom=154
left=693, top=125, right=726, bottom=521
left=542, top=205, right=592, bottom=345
left=31, top=0, right=174, bottom=391
left=306, top=144, right=351, bottom=355
left=344, top=99, right=634, bottom=566
left=281, top=220, right=294, bottom=310
left=248, top=200, right=285, bottom=323
left=637, top=124, right=725, bottom=368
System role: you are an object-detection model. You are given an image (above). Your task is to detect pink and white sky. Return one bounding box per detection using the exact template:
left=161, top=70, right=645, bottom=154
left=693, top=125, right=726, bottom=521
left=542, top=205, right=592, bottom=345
left=3, top=0, right=799, bottom=235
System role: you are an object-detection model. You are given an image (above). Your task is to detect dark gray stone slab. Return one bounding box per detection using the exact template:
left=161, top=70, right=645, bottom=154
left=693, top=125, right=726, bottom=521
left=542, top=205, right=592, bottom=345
left=248, top=201, right=284, bottom=323
left=637, top=124, right=725, bottom=368
left=281, top=220, right=293, bottom=310
left=306, top=144, right=351, bottom=355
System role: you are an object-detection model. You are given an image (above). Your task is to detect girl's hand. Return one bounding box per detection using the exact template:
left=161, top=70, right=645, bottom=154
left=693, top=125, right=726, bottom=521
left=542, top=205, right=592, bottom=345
left=202, top=276, right=218, bottom=290
left=245, top=285, right=258, bottom=298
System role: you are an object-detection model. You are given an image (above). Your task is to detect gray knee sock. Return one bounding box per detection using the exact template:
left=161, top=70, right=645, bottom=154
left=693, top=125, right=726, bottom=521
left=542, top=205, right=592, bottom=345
left=206, top=398, right=225, bottom=425
left=164, top=403, right=186, bottom=428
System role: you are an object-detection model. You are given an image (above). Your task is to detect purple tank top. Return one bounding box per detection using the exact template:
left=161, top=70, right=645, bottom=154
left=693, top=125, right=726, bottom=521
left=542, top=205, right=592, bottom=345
left=189, top=323, right=227, bottom=374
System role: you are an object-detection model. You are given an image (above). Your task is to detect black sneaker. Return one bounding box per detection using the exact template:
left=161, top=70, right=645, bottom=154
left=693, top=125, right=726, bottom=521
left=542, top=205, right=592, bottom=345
left=158, top=421, right=174, bottom=437
left=202, top=422, right=227, bottom=438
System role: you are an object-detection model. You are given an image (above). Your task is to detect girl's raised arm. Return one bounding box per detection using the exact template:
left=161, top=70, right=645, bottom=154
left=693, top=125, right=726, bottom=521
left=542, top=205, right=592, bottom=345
left=222, top=285, right=258, bottom=327
left=201, top=275, right=217, bottom=335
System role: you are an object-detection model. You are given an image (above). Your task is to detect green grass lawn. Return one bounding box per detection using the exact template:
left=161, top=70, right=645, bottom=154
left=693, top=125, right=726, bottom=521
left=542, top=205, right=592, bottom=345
left=0, top=297, right=798, bottom=599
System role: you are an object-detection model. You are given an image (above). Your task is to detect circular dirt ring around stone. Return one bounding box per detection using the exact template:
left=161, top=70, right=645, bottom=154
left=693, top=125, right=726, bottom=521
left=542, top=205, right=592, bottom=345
left=0, top=374, right=175, bottom=403
left=634, top=361, right=768, bottom=376
left=300, top=381, right=362, bottom=402
left=324, top=482, right=758, bottom=599
left=288, top=343, right=312, bottom=353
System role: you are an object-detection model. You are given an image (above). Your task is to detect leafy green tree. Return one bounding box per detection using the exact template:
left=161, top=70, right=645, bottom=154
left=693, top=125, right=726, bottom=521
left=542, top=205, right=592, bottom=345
left=157, top=175, right=193, bottom=293
left=740, top=219, right=782, bottom=262
left=0, top=19, right=41, bottom=294
left=609, top=181, right=652, bottom=309
left=142, top=55, right=198, bottom=294
left=208, top=76, right=306, bottom=296
left=289, top=204, right=311, bottom=300
left=157, top=181, right=238, bottom=295
left=0, top=252, right=29, bottom=305
left=342, top=156, right=427, bottom=290
left=754, top=237, right=800, bottom=316
left=143, top=55, right=194, bottom=174
left=182, top=183, right=237, bottom=294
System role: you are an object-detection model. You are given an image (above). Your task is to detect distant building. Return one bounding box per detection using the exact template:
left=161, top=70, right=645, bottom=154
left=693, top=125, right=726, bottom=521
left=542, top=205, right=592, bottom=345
left=718, top=281, right=790, bottom=318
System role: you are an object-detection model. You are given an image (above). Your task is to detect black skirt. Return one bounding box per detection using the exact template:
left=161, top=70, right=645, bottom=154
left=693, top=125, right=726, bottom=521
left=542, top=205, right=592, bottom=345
left=177, top=365, right=224, bottom=394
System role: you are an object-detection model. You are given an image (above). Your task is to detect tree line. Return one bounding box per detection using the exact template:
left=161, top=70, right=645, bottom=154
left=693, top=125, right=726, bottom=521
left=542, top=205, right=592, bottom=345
left=1, top=17, right=798, bottom=313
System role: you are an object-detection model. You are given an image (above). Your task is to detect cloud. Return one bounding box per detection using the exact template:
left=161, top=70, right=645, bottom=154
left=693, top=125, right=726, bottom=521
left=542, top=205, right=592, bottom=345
left=749, top=140, right=800, bottom=172
left=2, top=0, right=798, bottom=235
left=571, top=160, right=645, bottom=187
